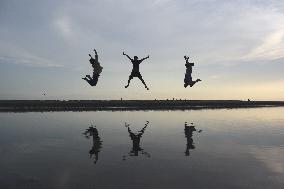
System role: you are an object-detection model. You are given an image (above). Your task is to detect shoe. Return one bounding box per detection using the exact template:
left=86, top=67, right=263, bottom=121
left=196, top=79, right=201, bottom=82
left=125, top=85, right=129, bottom=88
left=184, top=83, right=188, bottom=88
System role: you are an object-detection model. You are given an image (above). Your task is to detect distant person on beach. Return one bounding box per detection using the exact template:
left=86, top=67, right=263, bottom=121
left=83, top=125, right=102, bottom=164
left=122, top=52, right=150, bottom=90
left=184, top=55, right=201, bottom=88
left=123, top=121, right=150, bottom=160
left=82, top=49, right=103, bottom=86
left=184, top=122, right=202, bottom=156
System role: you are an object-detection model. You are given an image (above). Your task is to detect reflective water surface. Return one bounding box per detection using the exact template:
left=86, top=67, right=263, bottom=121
left=0, top=108, right=283, bottom=189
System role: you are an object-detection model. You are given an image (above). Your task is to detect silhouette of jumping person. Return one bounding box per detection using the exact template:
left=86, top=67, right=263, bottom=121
left=123, top=121, right=150, bottom=160
left=123, top=52, right=150, bottom=90
left=83, top=125, right=102, bottom=164
left=82, top=49, right=103, bottom=86
left=184, top=122, right=202, bottom=156
left=184, top=56, right=201, bottom=88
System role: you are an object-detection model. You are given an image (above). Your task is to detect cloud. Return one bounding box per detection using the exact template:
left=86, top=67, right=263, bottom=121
left=1, top=0, right=284, bottom=99
left=0, top=43, right=63, bottom=68
left=54, top=16, right=74, bottom=38
left=152, top=0, right=174, bottom=7
left=243, top=29, right=284, bottom=61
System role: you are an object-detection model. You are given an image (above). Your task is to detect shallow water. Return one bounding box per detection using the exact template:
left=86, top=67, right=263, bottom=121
left=0, top=108, right=283, bottom=189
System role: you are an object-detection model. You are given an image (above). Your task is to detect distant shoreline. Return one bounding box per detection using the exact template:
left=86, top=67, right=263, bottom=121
left=0, top=100, right=284, bottom=112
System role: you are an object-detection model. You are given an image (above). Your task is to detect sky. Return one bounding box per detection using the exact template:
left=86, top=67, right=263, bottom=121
left=0, top=0, right=284, bottom=100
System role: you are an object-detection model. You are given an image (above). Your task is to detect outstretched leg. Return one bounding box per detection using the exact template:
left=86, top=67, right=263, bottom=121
left=125, top=75, right=133, bottom=88
left=138, top=75, right=149, bottom=90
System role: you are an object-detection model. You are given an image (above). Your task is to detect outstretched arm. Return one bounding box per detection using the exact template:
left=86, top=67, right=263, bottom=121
left=141, top=55, right=149, bottom=62
left=127, top=127, right=133, bottom=135
left=123, top=52, right=132, bottom=61
left=138, top=121, right=149, bottom=134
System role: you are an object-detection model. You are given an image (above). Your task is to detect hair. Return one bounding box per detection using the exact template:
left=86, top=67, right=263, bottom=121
left=134, top=56, right=138, bottom=59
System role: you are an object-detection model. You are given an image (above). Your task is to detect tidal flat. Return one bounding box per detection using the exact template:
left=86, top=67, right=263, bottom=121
left=0, top=108, right=283, bottom=189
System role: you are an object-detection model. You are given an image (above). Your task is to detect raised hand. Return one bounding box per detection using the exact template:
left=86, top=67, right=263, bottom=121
left=123, top=52, right=126, bottom=55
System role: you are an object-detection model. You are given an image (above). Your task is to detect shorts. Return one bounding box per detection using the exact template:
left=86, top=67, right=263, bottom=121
left=130, top=71, right=142, bottom=78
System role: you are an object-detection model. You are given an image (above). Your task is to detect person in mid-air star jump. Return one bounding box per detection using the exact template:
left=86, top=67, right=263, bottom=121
left=184, top=55, right=201, bottom=88
left=123, top=52, right=150, bottom=90
left=123, top=121, right=150, bottom=160
left=82, top=49, right=103, bottom=86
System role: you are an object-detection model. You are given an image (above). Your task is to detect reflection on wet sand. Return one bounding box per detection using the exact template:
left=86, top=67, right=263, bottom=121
left=184, top=122, right=202, bottom=156
left=83, top=125, right=102, bottom=164
left=1, top=108, right=283, bottom=189
left=123, top=121, right=150, bottom=160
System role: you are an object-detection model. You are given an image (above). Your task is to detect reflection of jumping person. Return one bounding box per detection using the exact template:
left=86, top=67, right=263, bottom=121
left=123, top=52, right=150, bottom=90
left=82, top=49, right=103, bottom=86
left=184, top=122, right=202, bottom=156
left=123, top=121, right=150, bottom=159
left=83, top=125, right=102, bottom=164
left=184, top=56, right=201, bottom=88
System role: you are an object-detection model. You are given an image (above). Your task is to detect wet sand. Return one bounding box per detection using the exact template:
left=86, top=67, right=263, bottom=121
left=0, top=100, right=284, bottom=112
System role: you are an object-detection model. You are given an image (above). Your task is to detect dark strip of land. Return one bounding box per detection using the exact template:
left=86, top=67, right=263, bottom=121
left=0, top=100, right=284, bottom=112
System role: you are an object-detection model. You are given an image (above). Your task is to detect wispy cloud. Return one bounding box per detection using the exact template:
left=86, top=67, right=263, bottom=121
left=1, top=0, right=284, bottom=99
left=0, top=43, right=63, bottom=68
left=243, top=29, right=284, bottom=61
left=54, top=16, right=74, bottom=39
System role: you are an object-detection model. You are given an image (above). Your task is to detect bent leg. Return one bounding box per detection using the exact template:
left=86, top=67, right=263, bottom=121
left=82, top=77, right=90, bottom=82
left=88, top=74, right=99, bottom=86
left=189, top=79, right=201, bottom=87
left=184, top=77, right=189, bottom=88
left=86, top=75, right=92, bottom=80
left=83, top=78, right=93, bottom=86
left=125, top=75, right=133, bottom=88
left=184, top=74, right=192, bottom=88
left=189, top=81, right=197, bottom=87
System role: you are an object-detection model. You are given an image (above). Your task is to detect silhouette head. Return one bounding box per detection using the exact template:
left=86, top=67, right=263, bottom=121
left=134, top=56, right=138, bottom=60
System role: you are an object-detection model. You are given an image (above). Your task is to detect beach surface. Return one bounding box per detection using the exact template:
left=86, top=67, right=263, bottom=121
left=1, top=100, right=284, bottom=112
